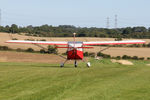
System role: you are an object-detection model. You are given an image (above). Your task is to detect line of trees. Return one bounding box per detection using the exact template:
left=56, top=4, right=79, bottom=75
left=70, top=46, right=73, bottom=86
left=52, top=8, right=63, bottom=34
left=1, top=24, right=150, bottom=38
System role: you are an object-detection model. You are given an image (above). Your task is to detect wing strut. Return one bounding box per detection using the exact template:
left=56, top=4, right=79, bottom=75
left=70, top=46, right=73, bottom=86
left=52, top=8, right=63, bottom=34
left=99, top=46, right=111, bottom=52
left=33, top=44, right=67, bottom=60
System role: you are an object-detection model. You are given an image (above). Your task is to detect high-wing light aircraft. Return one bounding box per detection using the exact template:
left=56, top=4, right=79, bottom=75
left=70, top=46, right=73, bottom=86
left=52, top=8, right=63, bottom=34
left=6, top=33, right=145, bottom=67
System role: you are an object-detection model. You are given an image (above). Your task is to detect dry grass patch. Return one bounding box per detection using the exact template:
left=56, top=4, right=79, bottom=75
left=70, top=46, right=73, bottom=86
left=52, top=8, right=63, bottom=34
left=111, top=59, right=133, bottom=65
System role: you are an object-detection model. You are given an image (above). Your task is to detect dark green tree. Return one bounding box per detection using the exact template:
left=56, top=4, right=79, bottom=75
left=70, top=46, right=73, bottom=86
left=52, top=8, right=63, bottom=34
left=9, top=24, right=19, bottom=33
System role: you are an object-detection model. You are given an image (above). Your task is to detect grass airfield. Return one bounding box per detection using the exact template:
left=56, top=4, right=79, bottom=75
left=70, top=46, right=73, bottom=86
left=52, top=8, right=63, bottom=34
left=0, top=59, right=150, bottom=100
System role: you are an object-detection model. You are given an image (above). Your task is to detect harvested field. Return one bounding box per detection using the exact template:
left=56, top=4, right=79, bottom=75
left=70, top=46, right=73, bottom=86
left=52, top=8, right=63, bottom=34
left=0, top=51, right=64, bottom=63
left=0, top=51, right=87, bottom=64
left=88, top=47, right=150, bottom=58
left=1, top=32, right=150, bottom=57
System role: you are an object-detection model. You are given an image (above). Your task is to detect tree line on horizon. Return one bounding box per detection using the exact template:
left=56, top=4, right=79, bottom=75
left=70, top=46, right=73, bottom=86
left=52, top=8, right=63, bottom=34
left=0, top=24, right=150, bottom=38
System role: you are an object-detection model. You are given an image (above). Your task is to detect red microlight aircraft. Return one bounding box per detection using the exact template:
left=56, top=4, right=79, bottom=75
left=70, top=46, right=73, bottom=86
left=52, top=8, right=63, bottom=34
left=6, top=33, right=145, bottom=67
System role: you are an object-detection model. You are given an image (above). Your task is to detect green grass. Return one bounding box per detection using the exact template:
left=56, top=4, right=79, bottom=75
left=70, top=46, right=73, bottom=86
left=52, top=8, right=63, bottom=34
left=0, top=59, right=150, bottom=100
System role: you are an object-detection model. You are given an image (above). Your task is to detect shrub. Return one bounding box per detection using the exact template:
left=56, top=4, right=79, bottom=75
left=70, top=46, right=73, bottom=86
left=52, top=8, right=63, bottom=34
left=142, top=44, right=147, bottom=47
left=0, top=46, right=9, bottom=50
left=84, top=52, right=89, bottom=57
left=103, top=54, right=111, bottom=58
left=89, top=52, right=95, bottom=57
left=40, top=49, right=46, bottom=53
left=26, top=48, right=34, bottom=52
left=3, top=46, right=9, bottom=50
left=116, top=56, right=121, bottom=59
left=147, top=43, right=150, bottom=47
left=97, top=52, right=103, bottom=57
left=97, top=52, right=111, bottom=58
left=47, top=45, right=58, bottom=54
left=132, top=56, right=138, bottom=60
left=16, top=48, right=23, bottom=52
left=139, top=57, right=144, bottom=60
left=122, top=55, right=131, bottom=59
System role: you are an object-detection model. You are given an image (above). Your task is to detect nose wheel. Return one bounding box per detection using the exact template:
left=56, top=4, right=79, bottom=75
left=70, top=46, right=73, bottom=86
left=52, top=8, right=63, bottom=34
left=75, top=60, right=77, bottom=67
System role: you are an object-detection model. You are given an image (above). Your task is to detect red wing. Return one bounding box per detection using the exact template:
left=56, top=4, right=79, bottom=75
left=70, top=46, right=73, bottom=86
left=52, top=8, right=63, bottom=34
left=6, top=40, right=68, bottom=45
left=83, top=40, right=145, bottom=45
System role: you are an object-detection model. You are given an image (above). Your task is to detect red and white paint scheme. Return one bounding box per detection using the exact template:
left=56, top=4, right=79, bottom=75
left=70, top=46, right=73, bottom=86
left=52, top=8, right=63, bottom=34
left=6, top=33, right=145, bottom=67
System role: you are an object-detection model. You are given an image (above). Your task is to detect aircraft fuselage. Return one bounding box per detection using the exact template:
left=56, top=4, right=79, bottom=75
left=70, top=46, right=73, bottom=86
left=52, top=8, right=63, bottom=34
left=67, top=42, right=83, bottom=60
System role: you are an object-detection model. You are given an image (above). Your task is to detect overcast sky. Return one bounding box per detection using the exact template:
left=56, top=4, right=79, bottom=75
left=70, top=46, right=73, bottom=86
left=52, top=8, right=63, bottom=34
left=0, top=0, right=150, bottom=28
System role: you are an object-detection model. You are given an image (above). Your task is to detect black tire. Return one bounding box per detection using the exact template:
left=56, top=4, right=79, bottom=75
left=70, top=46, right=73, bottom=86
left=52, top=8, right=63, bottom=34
left=75, top=65, right=77, bottom=67
left=60, top=64, right=64, bottom=68
left=75, top=61, right=77, bottom=67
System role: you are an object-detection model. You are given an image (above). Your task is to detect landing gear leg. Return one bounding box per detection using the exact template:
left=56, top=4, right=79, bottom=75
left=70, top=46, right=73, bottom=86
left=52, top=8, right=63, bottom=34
left=83, top=59, right=91, bottom=68
left=60, top=59, right=68, bottom=67
left=75, top=60, right=77, bottom=67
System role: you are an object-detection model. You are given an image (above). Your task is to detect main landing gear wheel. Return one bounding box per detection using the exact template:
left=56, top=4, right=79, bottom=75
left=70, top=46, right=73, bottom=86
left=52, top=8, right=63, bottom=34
left=60, top=63, right=64, bottom=67
left=75, top=61, right=77, bottom=68
left=75, top=65, right=77, bottom=67
left=87, top=62, right=91, bottom=68
left=60, top=60, right=68, bottom=68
